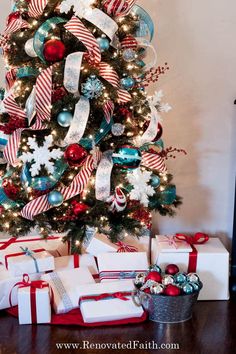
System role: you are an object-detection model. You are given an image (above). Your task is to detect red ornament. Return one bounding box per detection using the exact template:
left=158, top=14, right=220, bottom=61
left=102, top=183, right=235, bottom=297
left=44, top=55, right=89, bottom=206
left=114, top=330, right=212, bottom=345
left=72, top=202, right=89, bottom=216
left=43, top=39, right=66, bottom=62
left=145, top=271, right=162, bottom=283
left=64, top=144, right=88, bottom=167
left=165, top=264, right=179, bottom=276
left=143, top=121, right=163, bottom=142
left=52, top=87, right=67, bottom=103
left=164, top=284, right=181, bottom=296
left=143, top=288, right=151, bottom=294
left=117, top=107, right=132, bottom=120
left=121, top=35, right=138, bottom=50
left=3, top=179, right=20, bottom=200
left=7, top=12, right=20, bottom=25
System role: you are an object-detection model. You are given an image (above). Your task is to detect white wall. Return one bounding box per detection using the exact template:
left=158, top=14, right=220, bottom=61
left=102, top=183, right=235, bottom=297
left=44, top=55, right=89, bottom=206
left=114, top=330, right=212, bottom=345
left=1, top=0, right=235, bottom=249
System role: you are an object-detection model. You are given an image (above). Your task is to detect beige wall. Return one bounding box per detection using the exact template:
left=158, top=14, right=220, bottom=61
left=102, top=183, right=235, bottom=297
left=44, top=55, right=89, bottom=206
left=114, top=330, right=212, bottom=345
left=1, top=1, right=236, bottom=247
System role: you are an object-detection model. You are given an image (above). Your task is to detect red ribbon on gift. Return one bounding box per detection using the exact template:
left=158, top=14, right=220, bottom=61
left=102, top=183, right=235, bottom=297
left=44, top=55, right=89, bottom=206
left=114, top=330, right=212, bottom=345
left=73, top=254, right=79, bottom=268
left=0, top=236, right=62, bottom=251
left=175, top=233, right=209, bottom=272
left=9, top=274, right=52, bottom=324
left=79, top=291, right=132, bottom=306
left=4, top=248, right=45, bottom=270
left=115, top=241, right=138, bottom=253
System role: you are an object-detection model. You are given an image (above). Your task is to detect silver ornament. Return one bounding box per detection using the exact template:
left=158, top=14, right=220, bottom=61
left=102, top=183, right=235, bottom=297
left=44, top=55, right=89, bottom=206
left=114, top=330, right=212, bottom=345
left=187, top=273, right=200, bottom=283
left=140, top=279, right=156, bottom=291
left=150, top=283, right=165, bottom=295
left=111, top=123, right=125, bottom=136
left=122, top=49, right=136, bottom=62
left=134, top=272, right=146, bottom=286
left=162, top=274, right=174, bottom=286
left=24, top=38, right=37, bottom=58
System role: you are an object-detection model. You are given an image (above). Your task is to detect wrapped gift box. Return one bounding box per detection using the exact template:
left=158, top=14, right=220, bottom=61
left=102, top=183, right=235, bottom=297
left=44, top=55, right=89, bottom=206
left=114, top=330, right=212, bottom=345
left=0, top=268, right=42, bottom=310
left=38, top=236, right=70, bottom=257
left=85, top=233, right=155, bottom=257
left=77, top=280, right=144, bottom=323
left=155, top=236, right=229, bottom=300
left=41, top=267, right=95, bottom=314
left=54, top=254, right=98, bottom=279
left=18, top=280, right=51, bottom=324
left=97, top=252, right=148, bottom=282
left=2, top=246, right=55, bottom=276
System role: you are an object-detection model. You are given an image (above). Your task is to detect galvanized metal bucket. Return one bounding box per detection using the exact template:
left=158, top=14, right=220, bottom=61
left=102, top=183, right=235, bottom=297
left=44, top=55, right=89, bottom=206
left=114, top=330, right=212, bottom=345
left=132, top=290, right=200, bottom=323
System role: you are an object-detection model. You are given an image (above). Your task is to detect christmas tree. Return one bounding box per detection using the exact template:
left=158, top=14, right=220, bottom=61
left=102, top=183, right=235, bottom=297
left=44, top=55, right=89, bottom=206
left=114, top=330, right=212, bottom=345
left=0, top=0, right=183, bottom=251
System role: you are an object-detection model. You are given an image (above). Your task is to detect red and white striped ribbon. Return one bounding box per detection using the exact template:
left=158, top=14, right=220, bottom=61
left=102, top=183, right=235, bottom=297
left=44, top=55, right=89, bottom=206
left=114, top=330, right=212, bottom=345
left=21, top=152, right=102, bottom=220
left=3, top=18, right=29, bottom=37
left=104, top=0, right=135, bottom=17
left=28, top=0, right=48, bottom=18
left=5, top=69, right=17, bottom=91
left=141, top=151, right=167, bottom=173
left=116, top=241, right=138, bottom=252
left=103, top=100, right=114, bottom=123
left=64, top=16, right=101, bottom=64
left=98, top=62, right=131, bottom=103
left=121, top=35, right=138, bottom=49
left=3, top=66, right=52, bottom=166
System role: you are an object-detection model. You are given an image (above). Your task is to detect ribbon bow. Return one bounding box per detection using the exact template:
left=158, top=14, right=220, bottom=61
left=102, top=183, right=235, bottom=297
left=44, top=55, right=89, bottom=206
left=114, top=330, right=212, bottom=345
left=20, top=246, right=39, bottom=273
left=175, top=232, right=209, bottom=245
left=79, top=291, right=131, bottom=305
left=116, top=241, right=138, bottom=253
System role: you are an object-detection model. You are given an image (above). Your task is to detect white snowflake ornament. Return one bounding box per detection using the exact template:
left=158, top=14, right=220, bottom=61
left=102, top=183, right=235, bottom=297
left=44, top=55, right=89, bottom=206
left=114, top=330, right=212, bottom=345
left=127, top=168, right=155, bottom=207
left=20, top=135, right=63, bottom=177
left=60, top=0, right=94, bottom=18
left=149, top=90, right=172, bottom=113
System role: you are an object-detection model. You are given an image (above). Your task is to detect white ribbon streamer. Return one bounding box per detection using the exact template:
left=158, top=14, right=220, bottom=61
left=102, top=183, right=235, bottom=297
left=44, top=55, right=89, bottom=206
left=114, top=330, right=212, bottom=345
left=95, top=150, right=114, bottom=201
left=139, top=103, right=160, bottom=145
left=25, top=86, right=36, bottom=125
left=60, top=96, right=90, bottom=147
left=64, top=52, right=84, bottom=93
left=136, top=38, right=157, bottom=70
left=84, top=8, right=118, bottom=41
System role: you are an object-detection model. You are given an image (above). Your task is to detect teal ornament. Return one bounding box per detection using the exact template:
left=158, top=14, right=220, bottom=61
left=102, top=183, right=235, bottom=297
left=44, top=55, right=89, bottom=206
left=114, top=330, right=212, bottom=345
left=16, top=67, right=39, bottom=78
left=112, top=145, right=142, bottom=169
left=21, top=160, right=67, bottom=191
left=189, top=282, right=201, bottom=292
left=48, top=190, right=64, bottom=206
left=187, top=273, right=200, bottom=283
left=57, top=111, right=73, bottom=127
left=80, top=117, right=114, bottom=150
left=149, top=264, right=162, bottom=273
left=123, top=49, right=136, bottom=62
left=0, top=88, right=5, bottom=101
left=174, top=272, right=187, bottom=284
left=34, top=17, right=66, bottom=62
left=182, top=282, right=195, bottom=295
left=97, top=37, right=110, bottom=52
left=81, top=75, right=104, bottom=99
left=150, top=174, right=160, bottom=188
left=120, top=77, right=135, bottom=90
left=160, top=185, right=176, bottom=205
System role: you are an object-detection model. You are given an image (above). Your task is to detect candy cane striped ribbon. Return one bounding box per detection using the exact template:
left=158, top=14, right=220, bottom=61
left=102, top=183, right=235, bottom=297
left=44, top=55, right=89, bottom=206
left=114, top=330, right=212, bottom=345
left=28, top=0, right=48, bottom=18
left=5, top=69, right=17, bottom=91
left=104, top=0, right=135, bottom=17
left=3, top=66, right=52, bottom=166
left=21, top=152, right=102, bottom=220
left=64, top=16, right=101, bottom=64
left=141, top=151, right=167, bottom=173
left=3, top=18, right=29, bottom=37
left=103, top=100, right=114, bottom=123
left=98, top=62, right=131, bottom=103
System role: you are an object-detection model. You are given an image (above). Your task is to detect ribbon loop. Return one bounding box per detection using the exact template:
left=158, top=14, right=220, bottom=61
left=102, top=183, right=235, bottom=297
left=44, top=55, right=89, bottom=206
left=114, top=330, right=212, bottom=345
left=116, top=241, right=138, bottom=253
left=175, top=233, right=209, bottom=245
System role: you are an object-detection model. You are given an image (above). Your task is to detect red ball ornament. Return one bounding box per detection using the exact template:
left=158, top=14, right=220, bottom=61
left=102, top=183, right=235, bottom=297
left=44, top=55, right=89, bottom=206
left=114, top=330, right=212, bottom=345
left=64, top=144, right=88, bottom=167
left=43, top=39, right=66, bottom=62
left=145, top=271, right=162, bottom=283
left=165, top=264, right=180, bottom=276
left=7, top=12, right=20, bottom=25
left=117, top=107, right=132, bottom=120
left=164, top=284, right=181, bottom=296
left=73, top=202, right=89, bottom=216
left=143, top=121, right=163, bottom=142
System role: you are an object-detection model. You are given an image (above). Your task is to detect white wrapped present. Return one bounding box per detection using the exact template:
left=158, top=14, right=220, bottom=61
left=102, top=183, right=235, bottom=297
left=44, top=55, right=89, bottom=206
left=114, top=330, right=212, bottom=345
left=97, top=252, right=148, bottom=282
left=1, top=245, right=54, bottom=276
left=77, top=280, right=144, bottom=323
left=41, top=267, right=95, bottom=314
left=37, top=236, right=70, bottom=257
left=18, top=279, right=51, bottom=324
left=155, top=235, right=229, bottom=300
left=54, top=254, right=98, bottom=279
left=0, top=269, right=42, bottom=310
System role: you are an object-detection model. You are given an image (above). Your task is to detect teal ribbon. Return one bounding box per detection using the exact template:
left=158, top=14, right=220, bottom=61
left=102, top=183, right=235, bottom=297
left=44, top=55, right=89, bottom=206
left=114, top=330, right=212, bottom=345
left=34, top=17, right=66, bottom=62
left=20, top=247, right=40, bottom=273
left=80, top=118, right=113, bottom=149
left=132, top=5, right=154, bottom=41
left=16, top=67, right=39, bottom=78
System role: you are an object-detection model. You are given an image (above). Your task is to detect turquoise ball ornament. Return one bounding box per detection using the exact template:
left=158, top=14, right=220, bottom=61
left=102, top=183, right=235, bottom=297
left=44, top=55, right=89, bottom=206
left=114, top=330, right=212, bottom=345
left=120, top=77, right=135, bottom=90
left=189, top=282, right=201, bottom=292
left=174, top=272, right=187, bottom=284
left=150, top=174, right=160, bottom=188
left=97, top=36, right=110, bottom=52
left=112, top=145, right=142, bottom=169
left=48, top=190, right=64, bottom=207
left=149, top=264, right=162, bottom=273
left=182, top=282, right=195, bottom=295
left=57, top=111, right=73, bottom=127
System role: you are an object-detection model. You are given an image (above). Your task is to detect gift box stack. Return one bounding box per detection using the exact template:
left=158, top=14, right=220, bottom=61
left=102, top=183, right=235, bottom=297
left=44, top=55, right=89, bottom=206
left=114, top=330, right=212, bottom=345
left=0, top=231, right=229, bottom=326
